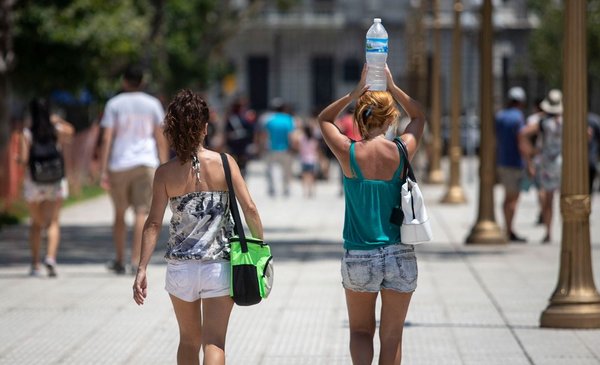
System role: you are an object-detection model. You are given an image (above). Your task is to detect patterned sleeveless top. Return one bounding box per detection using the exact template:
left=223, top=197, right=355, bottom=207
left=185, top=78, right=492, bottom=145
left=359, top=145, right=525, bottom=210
left=165, top=191, right=234, bottom=262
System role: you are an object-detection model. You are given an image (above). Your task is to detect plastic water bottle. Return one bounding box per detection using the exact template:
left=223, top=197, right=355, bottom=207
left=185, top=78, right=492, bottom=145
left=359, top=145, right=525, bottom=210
left=365, top=18, right=388, bottom=91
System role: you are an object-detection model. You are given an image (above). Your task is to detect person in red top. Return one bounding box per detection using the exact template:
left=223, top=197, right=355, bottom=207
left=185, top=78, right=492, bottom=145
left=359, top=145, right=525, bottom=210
left=336, top=107, right=362, bottom=141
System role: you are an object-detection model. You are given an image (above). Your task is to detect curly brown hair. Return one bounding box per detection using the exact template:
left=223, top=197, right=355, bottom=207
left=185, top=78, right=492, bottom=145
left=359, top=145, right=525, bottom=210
left=163, top=89, right=210, bottom=164
left=353, top=91, right=399, bottom=139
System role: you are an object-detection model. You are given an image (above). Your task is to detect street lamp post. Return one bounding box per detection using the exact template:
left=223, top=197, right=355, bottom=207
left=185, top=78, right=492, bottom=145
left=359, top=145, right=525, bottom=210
left=465, top=0, right=505, bottom=244
left=441, top=0, right=467, bottom=204
left=540, top=0, right=600, bottom=328
left=428, top=0, right=444, bottom=185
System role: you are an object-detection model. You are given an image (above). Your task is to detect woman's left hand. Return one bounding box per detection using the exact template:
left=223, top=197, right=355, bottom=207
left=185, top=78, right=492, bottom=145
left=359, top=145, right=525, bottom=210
left=133, top=268, right=148, bottom=305
left=350, top=64, right=369, bottom=99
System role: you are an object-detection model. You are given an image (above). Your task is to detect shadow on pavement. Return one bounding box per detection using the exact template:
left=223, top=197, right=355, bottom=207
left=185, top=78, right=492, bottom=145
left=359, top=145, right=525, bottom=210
left=0, top=223, right=510, bottom=268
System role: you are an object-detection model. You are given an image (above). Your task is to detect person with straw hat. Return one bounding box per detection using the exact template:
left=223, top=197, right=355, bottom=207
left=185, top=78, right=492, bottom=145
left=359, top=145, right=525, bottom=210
left=519, top=89, right=563, bottom=243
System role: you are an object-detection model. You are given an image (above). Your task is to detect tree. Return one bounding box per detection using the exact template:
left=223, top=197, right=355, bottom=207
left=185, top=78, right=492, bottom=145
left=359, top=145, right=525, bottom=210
left=12, top=0, right=151, bottom=98
left=0, top=0, right=15, bottom=151
left=528, top=0, right=600, bottom=88
left=149, top=0, right=267, bottom=95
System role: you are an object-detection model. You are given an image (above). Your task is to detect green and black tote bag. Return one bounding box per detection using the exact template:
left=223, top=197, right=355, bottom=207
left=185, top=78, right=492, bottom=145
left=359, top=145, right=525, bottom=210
left=221, top=153, right=273, bottom=306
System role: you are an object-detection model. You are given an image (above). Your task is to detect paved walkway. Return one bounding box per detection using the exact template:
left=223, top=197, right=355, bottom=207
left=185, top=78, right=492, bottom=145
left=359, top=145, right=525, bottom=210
left=1, top=158, right=600, bottom=364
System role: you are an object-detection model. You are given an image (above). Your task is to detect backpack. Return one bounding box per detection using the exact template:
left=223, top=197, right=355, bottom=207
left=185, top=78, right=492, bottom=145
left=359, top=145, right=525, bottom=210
left=29, top=140, right=65, bottom=184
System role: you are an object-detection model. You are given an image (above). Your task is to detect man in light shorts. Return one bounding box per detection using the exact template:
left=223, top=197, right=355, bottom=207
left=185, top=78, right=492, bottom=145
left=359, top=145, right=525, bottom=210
left=99, top=65, right=169, bottom=274
left=495, top=87, right=528, bottom=243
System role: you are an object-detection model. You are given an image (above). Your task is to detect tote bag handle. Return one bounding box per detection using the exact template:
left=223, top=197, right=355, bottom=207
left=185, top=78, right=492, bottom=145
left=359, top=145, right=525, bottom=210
left=394, top=137, right=416, bottom=182
left=220, top=153, right=248, bottom=253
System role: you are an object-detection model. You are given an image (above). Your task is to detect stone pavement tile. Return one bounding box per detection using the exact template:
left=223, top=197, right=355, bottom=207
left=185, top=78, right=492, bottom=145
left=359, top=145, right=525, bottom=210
left=576, top=330, right=600, bottom=360
left=453, top=328, right=531, bottom=365
left=516, top=329, right=600, bottom=364
left=402, top=327, right=463, bottom=364
left=1, top=308, right=115, bottom=365
left=125, top=318, right=179, bottom=365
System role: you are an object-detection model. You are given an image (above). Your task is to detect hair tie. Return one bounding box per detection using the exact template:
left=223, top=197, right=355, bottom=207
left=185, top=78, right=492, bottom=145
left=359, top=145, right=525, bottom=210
left=364, top=106, right=373, bottom=119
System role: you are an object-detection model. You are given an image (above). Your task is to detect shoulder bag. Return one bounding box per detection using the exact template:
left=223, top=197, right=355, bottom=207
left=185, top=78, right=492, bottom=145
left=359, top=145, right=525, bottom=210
left=391, top=138, right=433, bottom=244
left=221, top=153, right=273, bottom=306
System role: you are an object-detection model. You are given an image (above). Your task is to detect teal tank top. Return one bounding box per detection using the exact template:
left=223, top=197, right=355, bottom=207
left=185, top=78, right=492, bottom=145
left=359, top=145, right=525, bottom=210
left=342, top=141, right=405, bottom=250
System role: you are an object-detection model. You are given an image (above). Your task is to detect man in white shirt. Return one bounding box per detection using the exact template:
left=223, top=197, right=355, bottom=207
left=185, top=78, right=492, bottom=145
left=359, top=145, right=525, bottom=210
left=99, top=65, right=168, bottom=274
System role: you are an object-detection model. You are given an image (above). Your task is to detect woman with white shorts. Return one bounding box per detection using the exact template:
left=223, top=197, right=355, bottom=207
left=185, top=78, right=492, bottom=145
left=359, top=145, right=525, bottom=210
left=19, top=99, right=74, bottom=277
left=133, top=90, right=263, bottom=365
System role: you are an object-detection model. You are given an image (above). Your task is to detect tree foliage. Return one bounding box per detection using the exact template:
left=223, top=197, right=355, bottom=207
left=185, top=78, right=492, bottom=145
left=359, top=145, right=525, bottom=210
left=9, top=0, right=297, bottom=99
left=12, top=0, right=151, bottom=98
left=528, top=0, right=600, bottom=88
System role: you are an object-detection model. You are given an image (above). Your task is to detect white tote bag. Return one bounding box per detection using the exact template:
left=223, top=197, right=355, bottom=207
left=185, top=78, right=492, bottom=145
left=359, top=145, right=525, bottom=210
left=394, top=139, right=433, bottom=244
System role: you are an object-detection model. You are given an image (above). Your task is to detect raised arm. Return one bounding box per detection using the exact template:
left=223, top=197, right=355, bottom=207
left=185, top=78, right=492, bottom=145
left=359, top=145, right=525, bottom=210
left=385, top=65, right=426, bottom=161
left=317, top=64, right=369, bottom=159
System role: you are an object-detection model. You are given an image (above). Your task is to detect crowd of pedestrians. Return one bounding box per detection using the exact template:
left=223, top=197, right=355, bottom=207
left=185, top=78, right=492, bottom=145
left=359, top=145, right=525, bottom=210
left=11, top=61, right=600, bottom=365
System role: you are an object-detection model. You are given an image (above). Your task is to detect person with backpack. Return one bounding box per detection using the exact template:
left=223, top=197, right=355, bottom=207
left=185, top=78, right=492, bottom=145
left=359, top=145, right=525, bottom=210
left=17, top=98, right=74, bottom=277
left=520, top=89, right=563, bottom=243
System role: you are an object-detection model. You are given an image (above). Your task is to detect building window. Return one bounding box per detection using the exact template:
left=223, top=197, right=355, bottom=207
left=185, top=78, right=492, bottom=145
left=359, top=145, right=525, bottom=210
left=343, top=58, right=361, bottom=82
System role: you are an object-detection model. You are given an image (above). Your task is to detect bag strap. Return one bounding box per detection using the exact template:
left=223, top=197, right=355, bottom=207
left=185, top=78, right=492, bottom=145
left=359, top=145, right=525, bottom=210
left=393, top=138, right=416, bottom=182
left=220, top=153, right=248, bottom=253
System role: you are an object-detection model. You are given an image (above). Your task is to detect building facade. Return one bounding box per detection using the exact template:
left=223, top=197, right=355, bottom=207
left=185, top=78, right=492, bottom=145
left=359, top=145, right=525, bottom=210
left=223, top=0, right=539, bottom=117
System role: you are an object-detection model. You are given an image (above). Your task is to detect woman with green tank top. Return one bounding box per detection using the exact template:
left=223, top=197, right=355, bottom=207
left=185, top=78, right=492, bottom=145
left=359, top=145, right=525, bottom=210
left=318, top=64, right=426, bottom=365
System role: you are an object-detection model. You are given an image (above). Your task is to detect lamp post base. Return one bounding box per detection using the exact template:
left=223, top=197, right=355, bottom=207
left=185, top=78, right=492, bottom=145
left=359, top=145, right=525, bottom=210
left=441, top=185, right=467, bottom=204
left=427, top=169, right=444, bottom=184
left=465, top=220, right=506, bottom=244
left=541, top=302, right=600, bottom=328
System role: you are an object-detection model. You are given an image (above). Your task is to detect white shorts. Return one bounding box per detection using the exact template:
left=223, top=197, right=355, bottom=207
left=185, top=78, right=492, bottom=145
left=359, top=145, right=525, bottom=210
left=164, top=260, right=230, bottom=302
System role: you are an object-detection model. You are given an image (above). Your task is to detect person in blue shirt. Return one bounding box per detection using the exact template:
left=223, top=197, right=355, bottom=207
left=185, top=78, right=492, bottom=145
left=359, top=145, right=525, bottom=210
left=496, top=87, right=528, bottom=242
left=260, top=98, right=295, bottom=196
left=318, top=64, right=425, bottom=365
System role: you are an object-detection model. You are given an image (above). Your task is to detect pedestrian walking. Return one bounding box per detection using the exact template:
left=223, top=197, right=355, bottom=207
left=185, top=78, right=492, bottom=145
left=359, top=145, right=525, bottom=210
left=588, top=112, right=600, bottom=195
left=224, top=97, right=255, bottom=177
left=495, top=87, right=528, bottom=242
left=318, top=64, right=425, bottom=365
left=18, top=98, right=74, bottom=277
left=132, top=89, right=263, bottom=365
left=259, top=98, right=295, bottom=197
left=299, top=121, right=319, bottom=198
left=525, top=98, right=546, bottom=225
left=336, top=107, right=362, bottom=141
left=99, top=65, right=169, bottom=274
left=520, top=89, right=563, bottom=243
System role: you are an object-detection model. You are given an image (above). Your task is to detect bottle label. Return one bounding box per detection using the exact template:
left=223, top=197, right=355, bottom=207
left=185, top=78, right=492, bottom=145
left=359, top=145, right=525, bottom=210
left=366, top=38, right=388, bottom=53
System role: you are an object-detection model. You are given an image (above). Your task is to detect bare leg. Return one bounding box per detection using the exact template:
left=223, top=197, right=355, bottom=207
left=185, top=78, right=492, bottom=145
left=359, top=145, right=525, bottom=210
left=113, top=206, right=127, bottom=264
left=170, top=295, right=202, bottom=365
left=378, top=289, right=413, bottom=365
left=345, top=289, right=378, bottom=365
left=503, top=191, right=520, bottom=238
left=542, top=190, right=555, bottom=242
left=201, top=296, right=234, bottom=365
left=302, top=172, right=310, bottom=198
left=46, top=199, right=63, bottom=261
left=27, top=202, right=43, bottom=270
left=131, top=211, right=147, bottom=268
left=307, top=172, right=315, bottom=198
left=266, top=153, right=275, bottom=196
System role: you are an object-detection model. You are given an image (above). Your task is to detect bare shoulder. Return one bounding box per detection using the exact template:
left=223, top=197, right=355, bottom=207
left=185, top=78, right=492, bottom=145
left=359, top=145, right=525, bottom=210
left=155, top=158, right=184, bottom=182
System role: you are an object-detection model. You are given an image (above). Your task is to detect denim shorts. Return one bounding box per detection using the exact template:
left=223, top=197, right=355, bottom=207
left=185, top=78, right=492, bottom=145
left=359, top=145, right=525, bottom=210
left=341, top=244, right=418, bottom=293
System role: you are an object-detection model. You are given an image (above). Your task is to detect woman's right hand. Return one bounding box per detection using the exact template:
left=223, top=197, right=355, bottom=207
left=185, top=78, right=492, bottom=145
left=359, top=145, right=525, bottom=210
left=385, top=64, right=396, bottom=90
left=350, top=64, right=369, bottom=99
left=133, top=268, right=148, bottom=305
